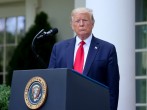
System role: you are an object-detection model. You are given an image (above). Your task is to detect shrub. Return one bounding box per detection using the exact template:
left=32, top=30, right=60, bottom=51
left=6, top=11, right=57, bottom=85
left=0, top=84, right=10, bottom=110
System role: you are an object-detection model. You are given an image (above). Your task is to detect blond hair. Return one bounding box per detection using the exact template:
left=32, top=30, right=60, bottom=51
left=71, top=7, right=95, bottom=23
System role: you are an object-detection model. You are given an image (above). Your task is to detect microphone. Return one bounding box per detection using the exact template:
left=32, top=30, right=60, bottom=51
left=37, top=28, right=58, bottom=39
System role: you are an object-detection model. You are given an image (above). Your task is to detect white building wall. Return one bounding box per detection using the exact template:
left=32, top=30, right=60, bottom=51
left=25, top=0, right=74, bottom=41
left=0, top=0, right=25, bottom=18
left=25, top=0, right=38, bottom=31
left=75, top=0, right=85, bottom=8
left=40, top=0, right=74, bottom=41
left=85, top=0, right=135, bottom=110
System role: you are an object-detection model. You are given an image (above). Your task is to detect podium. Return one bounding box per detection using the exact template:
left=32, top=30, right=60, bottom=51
left=9, top=68, right=110, bottom=110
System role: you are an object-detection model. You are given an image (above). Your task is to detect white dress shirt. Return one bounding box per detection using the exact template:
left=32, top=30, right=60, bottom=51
left=74, top=34, right=92, bottom=69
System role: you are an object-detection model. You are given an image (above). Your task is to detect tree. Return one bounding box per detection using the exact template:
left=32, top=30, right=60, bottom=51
left=6, top=12, right=56, bottom=85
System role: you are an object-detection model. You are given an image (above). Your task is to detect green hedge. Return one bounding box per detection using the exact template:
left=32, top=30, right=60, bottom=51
left=0, top=84, right=10, bottom=110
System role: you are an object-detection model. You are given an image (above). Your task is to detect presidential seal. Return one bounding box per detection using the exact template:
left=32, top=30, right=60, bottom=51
left=24, top=76, right=47, bottom=109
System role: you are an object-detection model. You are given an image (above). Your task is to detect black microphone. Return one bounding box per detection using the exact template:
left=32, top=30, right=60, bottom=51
left=37, top=28, right=58, bottom=39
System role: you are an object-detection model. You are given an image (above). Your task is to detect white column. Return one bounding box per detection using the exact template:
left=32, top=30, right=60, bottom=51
left=25, top=0, right=39, bottom=31
left=85, top=0, right=135, bottom=110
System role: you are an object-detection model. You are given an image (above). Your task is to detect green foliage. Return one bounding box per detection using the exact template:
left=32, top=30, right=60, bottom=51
left=6, top=11, right=56, bottom=85
left=0, top=84, right=10, bottom=110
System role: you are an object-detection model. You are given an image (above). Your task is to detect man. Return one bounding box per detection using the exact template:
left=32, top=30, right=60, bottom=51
left=49, top=7, right=119, bottom=110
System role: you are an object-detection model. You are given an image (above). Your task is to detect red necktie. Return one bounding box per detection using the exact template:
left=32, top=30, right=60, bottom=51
left=74, top=41, right=85, bottom=74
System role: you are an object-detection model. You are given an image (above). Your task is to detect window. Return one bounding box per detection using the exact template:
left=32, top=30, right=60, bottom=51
left=0, top=16, right=25, bottom=84
left=135, top=0, right=147, bottom=109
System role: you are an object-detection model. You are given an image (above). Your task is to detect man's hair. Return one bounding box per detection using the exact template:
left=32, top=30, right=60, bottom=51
left=71, top=7, right=95, bottom=23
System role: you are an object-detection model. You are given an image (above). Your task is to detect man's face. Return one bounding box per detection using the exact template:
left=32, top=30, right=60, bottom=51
left=71, top=12, right=94, bottom=40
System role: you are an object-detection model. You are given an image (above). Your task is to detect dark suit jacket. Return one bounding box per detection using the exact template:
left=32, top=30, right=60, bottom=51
left=49, top=36, right=119, bottom=110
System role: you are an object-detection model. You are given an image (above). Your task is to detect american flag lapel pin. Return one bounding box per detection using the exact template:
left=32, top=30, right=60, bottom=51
left=95, top=46, right=98, bottom=50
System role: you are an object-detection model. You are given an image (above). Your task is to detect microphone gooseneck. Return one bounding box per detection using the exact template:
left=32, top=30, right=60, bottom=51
left=37, top=28, right=58, bottom=39
left=31, top=28, right=58, bottom=68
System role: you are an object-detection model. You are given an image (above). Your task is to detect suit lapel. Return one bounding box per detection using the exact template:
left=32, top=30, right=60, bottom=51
left=83, top=36, right=100, bottom=75
left=66, top=38, right=76, bottom=69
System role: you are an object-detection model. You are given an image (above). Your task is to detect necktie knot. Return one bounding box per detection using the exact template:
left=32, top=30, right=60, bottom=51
left=80, top=41, right=85, bottom=46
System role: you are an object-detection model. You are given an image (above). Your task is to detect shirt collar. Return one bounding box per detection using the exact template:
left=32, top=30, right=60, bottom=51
left=76, top=34, right=92, bottom=46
